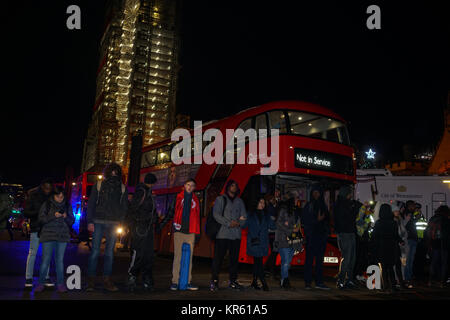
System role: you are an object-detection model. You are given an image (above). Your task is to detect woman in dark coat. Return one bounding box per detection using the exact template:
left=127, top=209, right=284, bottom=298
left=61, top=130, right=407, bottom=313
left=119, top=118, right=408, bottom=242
left=243, top=196, right=275, bottom=291
left=35, top=186, right=74, bottom=293
left=274, top=197, right=301, bottom=289
left=371, top=203, right=404, bottom=291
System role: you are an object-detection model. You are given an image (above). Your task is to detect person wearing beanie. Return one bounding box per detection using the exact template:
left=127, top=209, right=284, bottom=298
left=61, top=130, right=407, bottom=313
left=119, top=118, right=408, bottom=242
left=160, top=178, right=201, bottom=291
left=334, top=185, right=359, bottom=290
left=125, top=172, right=160, bottom=292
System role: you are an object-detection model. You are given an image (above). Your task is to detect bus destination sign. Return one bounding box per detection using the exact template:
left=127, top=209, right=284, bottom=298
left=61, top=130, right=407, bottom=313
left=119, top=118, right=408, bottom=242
left=294, top=148, right=353, bottom=175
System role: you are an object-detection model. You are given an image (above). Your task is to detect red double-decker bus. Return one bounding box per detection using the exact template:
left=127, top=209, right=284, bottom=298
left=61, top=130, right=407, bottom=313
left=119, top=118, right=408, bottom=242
left=140, top=101, right=356, bottom=267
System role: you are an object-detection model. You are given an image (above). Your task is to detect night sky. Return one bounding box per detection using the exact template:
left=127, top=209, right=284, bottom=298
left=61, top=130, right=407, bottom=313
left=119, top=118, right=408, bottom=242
left=1, top=1, right=449, bottom=188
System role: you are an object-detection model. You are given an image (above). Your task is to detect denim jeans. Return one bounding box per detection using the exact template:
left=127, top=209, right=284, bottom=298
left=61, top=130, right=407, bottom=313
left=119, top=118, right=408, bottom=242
left=404, top=239, right=417, bottom=281
left=25, top=232, right=49, bottom=280
left=337, top=233, right=356, bottom=284
left=87, top=223, right=118, bottom=277
left=279, top=247, right=294, bottom=280
left=39, top=241, right=67, bottom=285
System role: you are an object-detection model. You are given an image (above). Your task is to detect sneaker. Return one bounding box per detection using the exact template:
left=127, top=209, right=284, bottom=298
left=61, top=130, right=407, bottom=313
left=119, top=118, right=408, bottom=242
left=34, top=284, right=45, bottom=293
left=229, top=280, right=243, bottom=291
left=315, top=283, right=331, bottom=290
left=407, top=282, right=414, bottom=289
left=44, top=278, right=55, bottom=287
left=170, top=283, right=178, bottom=291
left=345, top=280, right=358, bottom=289
left=305, top=283, right=312, bottom=290
left=186, top=283, right=199, bottom=291
left=25, top=279, right=33, bottom=289
left=336, top=282, right=346, bottom=290
left=281, top=278, right=293, bottom=290
left=210, top=280, right=219, bottom=292
left=57, top=284, right=68, bottom=293
left=127, top=275, right=137, bottom=292
left=143, top=282, right=155, bottom=292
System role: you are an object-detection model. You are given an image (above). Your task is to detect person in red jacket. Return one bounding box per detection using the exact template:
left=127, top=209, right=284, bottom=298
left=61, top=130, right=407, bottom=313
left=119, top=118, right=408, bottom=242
left=160, top=178, right=200, bottom=291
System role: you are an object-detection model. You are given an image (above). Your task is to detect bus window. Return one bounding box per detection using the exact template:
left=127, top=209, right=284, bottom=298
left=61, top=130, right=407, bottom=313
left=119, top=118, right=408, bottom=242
left=85, top=185, right=94, bottom=199
left=157, top=145, right=171, bottom=164
left=155, top=194, right=168, bottom=217
left=268, top=111, right=288, bottom=133
left=237, top=118, right=252, bottom=132
left=255, top=113, right=268, bottom=136
left=142, top=149, right=157, bottom=168
left=287, top=111, right=350, bottom=145
left=194, top=190, right=205, bottom=217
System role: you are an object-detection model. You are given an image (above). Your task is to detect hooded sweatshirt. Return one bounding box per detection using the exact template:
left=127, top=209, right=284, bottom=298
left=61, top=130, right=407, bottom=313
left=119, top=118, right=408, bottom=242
left=333, top=186, right=357, bottom=234
left=212, top=180, right=247, bottom=240
left=302, top=184, right=330, bottom=237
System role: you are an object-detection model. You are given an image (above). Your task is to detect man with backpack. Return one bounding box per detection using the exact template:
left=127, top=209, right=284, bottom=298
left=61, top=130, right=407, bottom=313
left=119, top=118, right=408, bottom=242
left=209, top=180, right=247, bottom=292
left=426, top=205, right=450, bottom=288
left=160, top=178, right=200, bottom=291
left=86, top=163, right=128, bottom=292
left=22, top=178, right=54, bottom=289
left=125, top=173, right=159, bottom=292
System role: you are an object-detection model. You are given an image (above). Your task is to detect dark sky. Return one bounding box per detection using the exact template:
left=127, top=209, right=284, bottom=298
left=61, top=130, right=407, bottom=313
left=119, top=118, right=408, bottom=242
left=1, top=1, right=449, bottom=188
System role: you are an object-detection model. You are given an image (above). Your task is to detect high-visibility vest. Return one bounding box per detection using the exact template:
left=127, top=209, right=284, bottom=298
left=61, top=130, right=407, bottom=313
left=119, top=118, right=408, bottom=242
left=415, top=213, right=427, bottom=239
left=356, top=205, right=374, bottom=237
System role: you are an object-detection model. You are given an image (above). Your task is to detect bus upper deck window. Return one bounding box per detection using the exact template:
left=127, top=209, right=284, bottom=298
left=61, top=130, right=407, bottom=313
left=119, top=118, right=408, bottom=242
left=287, top=111, right=349, bottom=145
left=142, top=149, right=157, bottom=168
left=255, top=114, right=268, bottom=137
left=268, top=111, right=287, bottom=133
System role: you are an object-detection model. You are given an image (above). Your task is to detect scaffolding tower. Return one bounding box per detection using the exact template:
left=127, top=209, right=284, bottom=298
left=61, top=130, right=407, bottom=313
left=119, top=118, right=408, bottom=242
left=82, top=0, right=180, bottom=175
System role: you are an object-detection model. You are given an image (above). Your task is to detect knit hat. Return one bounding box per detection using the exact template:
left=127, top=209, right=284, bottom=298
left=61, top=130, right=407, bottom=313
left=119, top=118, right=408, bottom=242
left=391, top=204, right=400, bottom=212
left=144, top=173, right=157, bottom=184
left=338, top=185, right=352, bottom=199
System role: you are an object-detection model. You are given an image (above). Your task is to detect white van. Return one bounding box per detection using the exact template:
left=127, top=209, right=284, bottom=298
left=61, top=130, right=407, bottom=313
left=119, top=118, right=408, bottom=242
left=355, top=169, right=450, bottom=220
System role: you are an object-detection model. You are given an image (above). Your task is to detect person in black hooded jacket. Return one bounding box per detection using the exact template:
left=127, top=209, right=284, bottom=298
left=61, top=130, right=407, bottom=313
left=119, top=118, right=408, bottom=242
left=301, top=184, right=331, bottom=290
left=371, top=203, right=404, bottom=292
left=334, top=185, right=359, bottom=289
left=125, top=173, right=159, bottom=292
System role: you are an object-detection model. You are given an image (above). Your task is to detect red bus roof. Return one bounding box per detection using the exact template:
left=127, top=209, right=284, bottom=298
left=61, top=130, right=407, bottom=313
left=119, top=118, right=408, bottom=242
left=143, top=100, right=346, bottom=152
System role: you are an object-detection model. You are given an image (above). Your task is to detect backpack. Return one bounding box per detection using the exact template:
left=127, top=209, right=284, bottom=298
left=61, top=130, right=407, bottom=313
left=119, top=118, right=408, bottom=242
left=95, top=179, right=126, bottom=211
left=130, top=188, right=157, bottom=237
left=205, top=195, right=227, bottom=240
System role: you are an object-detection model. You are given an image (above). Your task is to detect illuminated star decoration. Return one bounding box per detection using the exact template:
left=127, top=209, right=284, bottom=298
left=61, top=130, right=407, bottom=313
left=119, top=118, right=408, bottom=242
left=365, top=149, right=376, bottom=159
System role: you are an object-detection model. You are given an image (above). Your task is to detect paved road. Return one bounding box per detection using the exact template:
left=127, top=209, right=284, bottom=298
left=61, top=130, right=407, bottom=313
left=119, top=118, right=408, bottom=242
left=0, top=235, right=449, bottom=300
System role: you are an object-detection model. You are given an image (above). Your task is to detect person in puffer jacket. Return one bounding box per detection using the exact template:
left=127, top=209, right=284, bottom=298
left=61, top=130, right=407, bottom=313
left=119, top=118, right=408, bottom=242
left=34, top=186, right=74, bottom=293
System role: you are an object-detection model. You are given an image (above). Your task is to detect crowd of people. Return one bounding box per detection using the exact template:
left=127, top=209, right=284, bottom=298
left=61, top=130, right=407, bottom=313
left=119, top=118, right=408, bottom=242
left=9, top=162, right=450, bottom=294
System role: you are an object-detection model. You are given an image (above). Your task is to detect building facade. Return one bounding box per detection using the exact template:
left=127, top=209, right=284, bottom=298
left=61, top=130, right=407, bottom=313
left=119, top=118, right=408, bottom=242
left=82, top=0, right=180, bottom=174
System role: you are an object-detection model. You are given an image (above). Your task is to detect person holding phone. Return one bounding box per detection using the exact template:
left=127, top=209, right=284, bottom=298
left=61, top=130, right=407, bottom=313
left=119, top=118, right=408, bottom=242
left=34, top=186, right=74, bottom=293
